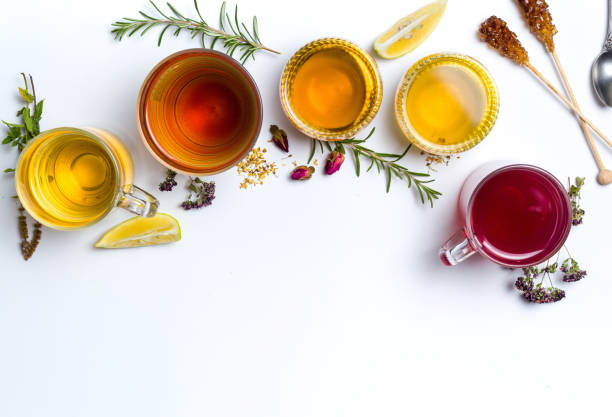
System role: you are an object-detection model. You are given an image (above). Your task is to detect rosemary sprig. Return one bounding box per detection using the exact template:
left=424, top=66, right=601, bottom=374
left=308, top=128, right=442, bottom=207
left=111, top=0, right=280, bottom=64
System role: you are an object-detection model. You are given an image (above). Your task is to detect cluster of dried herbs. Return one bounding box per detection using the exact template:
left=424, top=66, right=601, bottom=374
left=306, top=128, right=441, bottom=207
left=158, top=170, right=215, bottom=210
left=182, top=177, right=215, bottom=209
left=513, top=178, right=587, bottom=304
left=111, top=0, right=279, bottom=64
left=2, top=74, right=44, bottom=260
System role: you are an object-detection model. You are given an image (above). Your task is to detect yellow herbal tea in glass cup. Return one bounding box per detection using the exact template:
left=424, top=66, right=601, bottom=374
left=395, top=53, right=499, bottom=154
left=16, top=127, right=159, bottom=230
left=280, top=38, right=383, bottom=141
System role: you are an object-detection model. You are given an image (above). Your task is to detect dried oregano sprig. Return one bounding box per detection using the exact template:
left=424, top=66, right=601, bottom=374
left=111, top=0, right=280, bottom=64
left=568, top=177, right=585, bottom=226
left=514, top=262, right=566, bottom=304
left=2, top=74, right=44, bottom=260
left=308, top=128, right=441, bottom=207
left=157, top=169, right=215, bottom=210
left=159, top=169, right=178, bottom=191
left=514, top=247, right=587, bottom=304
left=181, top=177, right=215, bottom=210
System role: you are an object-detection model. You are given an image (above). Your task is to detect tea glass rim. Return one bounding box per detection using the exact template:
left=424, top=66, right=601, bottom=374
left=465, top=163, right=572, bottom=268
left=15, top=127, right=124, bottom=231
left=279, top=37, right=383, bottom=141
left=394, top=52, right=499, bottom=155
left=137, top=48, right=263, bottom=176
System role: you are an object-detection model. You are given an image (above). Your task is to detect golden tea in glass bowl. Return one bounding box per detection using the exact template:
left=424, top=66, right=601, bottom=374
left=280, top=38, right=383, bottom=141
left=138, top=49, right=262, bottom=175
left=395, top=53, right=499, bottom=155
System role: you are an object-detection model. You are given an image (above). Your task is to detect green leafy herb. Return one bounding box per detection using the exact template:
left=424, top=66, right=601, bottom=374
left=568, top=177, right=585, bottom=226
left=308, top=128, right=441, bottom=207
left=111, top=0, right=280, bottom=64
left=2, top=73, right=44, bottom=152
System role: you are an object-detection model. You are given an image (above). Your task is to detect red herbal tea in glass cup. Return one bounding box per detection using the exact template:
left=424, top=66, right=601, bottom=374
left=137, top=49, right=262, bottom=175
left=440, top=163, right=572, bottom=267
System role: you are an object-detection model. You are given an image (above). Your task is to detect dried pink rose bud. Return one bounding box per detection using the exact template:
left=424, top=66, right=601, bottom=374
left=291, top=165, right=315, bottom=180
left=270, top=125, right=289, bottom=152
left=325, top=150, right=345, bottom=175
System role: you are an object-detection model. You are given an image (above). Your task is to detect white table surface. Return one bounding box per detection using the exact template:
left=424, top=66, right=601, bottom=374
left=1, top=0, right=611, bottom=415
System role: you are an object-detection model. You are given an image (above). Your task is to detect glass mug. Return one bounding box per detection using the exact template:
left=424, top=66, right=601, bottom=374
left=16, top=127, right=159, bottom=230
left=440, top=162, right=572, bottom=267
left=137, top=48, right=263, bottom=175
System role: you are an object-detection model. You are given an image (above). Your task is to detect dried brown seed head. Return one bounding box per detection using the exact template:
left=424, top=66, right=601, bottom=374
left=515, top=0, right=557, bottom=52
left=479, top=16, right=529, bottom=66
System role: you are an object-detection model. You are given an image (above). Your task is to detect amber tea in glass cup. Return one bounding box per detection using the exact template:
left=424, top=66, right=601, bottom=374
left=16, top=127, right=159, bottom=230
left=138, top=49, right=263, bottom=175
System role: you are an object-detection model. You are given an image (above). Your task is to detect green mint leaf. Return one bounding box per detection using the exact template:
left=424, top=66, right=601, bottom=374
left=33, top=100, right=44, bottom=120
left=19, top=88, right=35, bottom=103
left=4, top=168, right=15, bottom=173
left=22, top=108, right=34, bottom=134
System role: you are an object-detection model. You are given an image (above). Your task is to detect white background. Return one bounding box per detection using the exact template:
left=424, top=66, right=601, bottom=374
left=1, top=0, right=611, bottom=416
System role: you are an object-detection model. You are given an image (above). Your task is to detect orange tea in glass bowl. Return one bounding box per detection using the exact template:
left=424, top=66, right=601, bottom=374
left=280, top=38, right=383, bottom=141
left=138, top=49, right=262, bottom=175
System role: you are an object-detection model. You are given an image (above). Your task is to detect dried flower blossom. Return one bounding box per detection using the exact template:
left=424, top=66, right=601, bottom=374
left=568, top=177, right=585, bottom=226
left=181, top=178, right=215, bottom=210
left=270, top=125, right=289, bottom=152
left=325, top=150, right=344, bottom=175
left=561, top=258, right=586, bottom=282
left=237, top=147, right=278, bottom=189
left=514, top=262, right=565, bottom=304
left=291, top=165, right=315, bottom=180
left=159, top=169, right=178, bottom=192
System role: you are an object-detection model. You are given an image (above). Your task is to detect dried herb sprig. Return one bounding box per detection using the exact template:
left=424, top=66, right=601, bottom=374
left=514, top=262, right=566, bottom=304
left=308, top=128, right=441, bottom=207
left=2, top=74, right=44, bottom=260
left=18, top=205, right=42, bottom=261
left=111, top=0, right=280, bottom=64
left=181, top=177, right=215, bottom=210
left=513, top=246, right=586, bottom=303
left=159, top=169, right=178, bottom=191
left=568, top=177, right=585, bottom=226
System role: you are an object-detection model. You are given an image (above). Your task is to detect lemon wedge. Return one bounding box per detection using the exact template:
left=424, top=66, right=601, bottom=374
left=95, top=213, right=181, bottom=249
left=374, top=0, right=447, bottom=59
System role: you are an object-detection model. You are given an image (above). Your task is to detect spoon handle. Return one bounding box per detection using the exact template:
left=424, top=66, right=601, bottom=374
left=605, top=0, right=612, bottom=51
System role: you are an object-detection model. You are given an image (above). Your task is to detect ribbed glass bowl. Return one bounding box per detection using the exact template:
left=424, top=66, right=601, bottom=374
left=279, top=38, right=383, bottom=141
left=395, top=53, right=499, bottom=155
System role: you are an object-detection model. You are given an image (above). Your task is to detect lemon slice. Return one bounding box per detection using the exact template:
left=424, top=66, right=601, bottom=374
left=374, top=0, right=447, bottom=59
left=95, top=213, right=181, bottom=249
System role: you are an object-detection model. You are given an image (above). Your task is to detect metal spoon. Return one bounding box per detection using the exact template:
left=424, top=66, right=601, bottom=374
left=592, top=0, right=612, bottom=106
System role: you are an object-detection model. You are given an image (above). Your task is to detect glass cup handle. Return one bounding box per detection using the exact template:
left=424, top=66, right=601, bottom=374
left=116, top=184, right=159, bottom=217
left=439, top=228, right=477, bottom=266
